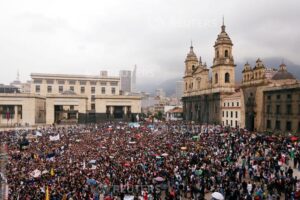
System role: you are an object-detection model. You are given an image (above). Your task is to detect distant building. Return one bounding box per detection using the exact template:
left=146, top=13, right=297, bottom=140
left=176, top=81, right=184, bottom=100
left=120, top=70, right=132, bottom=93
left=155, top=88, right=165, bottom=98
left=132, top=65, right=137, bottom=92
left=0, top=84, right=20, bottom=93
left=165, top=106, right=183, bottom=121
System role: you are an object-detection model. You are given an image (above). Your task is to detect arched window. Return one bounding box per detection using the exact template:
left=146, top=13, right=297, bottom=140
left=192, top=65, right=195, bottom=70
left=225, top=73, right=230, bottom=83
left=191, top=82, right=193, bottom=89
left=225, top=50, right=229, bottom=57
left=215, top=73, right=218, bottom=84
left=217, top=51, right=219, bottom=58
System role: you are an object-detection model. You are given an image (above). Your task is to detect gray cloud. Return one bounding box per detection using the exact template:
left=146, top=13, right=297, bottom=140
left=0, top=0, right=299, bottom=88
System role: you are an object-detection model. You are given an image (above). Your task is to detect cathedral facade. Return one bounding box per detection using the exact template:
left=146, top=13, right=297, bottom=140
left=182, top=22, right=236, bottom=124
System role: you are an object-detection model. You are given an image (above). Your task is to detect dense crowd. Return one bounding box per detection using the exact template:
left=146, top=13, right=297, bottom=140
left=2, top=121, right=300, bottom=200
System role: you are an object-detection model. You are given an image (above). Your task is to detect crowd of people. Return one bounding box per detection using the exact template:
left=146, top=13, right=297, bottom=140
left=1, top=121, right=300, bottom=199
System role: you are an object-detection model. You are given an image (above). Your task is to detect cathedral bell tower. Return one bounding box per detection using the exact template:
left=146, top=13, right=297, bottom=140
left=211, top=19, right=235, bottom=92
left=183, top=44, right=198, bottom=93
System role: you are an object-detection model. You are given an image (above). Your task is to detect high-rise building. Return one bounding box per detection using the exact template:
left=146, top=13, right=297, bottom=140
left=175, top=81, right=184, bottom=100
left=119, top=70, right=132, bottom=93
left=132, top=65, right=137, bottom=92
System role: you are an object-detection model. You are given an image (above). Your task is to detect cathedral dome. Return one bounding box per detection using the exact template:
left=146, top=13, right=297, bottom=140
left=185, top=45, right=198, bottom=62
left=272, top=63, right=295, bottom=80
left=214, top=23, right=233, bottom=47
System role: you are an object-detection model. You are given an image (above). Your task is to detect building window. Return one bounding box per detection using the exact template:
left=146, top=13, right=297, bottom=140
left=230, top=120, right=233, bottom=127
left=91, top=103, right=96, bottom=110
left=47, top=86, right=52, bottom=93
left=275, top=120, right=281, bottom=130
left=232, top=102, right=234, bottom=107
left=70, top=86, right=74, bottom=91
left=111, top=87, right=116, bottom=95
left=226, top=111, right=228, bottom=117
left=236, top=111, right=238, bottom=118
left=91, top=95, right=95, bottom=102
left=287, top=104, right=292, bottom=115
left=100, top=82, right=107, bottom=86
left=267, top=105, right=271, bottom=114
left=286, top=121, right=292, bottom=131
left=101, top=87, right=106, bottom=94
left=34, top=79, right=43, bottom=84
left=217, top=50, right=219, bottom=58
left=267, top=95, right=271, bottom=100
left=35, top=85, right=40, bottom=93
left=81, top=87, right=85, bottom=93
left=225, top=73, right=230, bottom=83
left=226, top=120, right=228, bottom=125
left=276, top=105, right=281, bottom=114
left=225, top=50, right=228, bottom=57
left=59, top=86, right=63, bottom=93
left=227, top=103, right=230, bottom=107
left=267, top=120, right=271, bottom=129
left=287, top=94, right=292, bottom=100
left=110, top=82, right=118, bottom=86
left=90, top=81, right=97, bottom=85
left=231, top=111, right=233, bottom=118
left=80, top=81, right=86, bottom=85
left=70, top=105, right=74, bottom=110
left=276, top=95, right=281, bottom=100
left=215, top=73, right=218, bottom=84
left=69, top=80, right=76, bottom=85
left=46, top=79, right=54, bottom=84
left=235, top=120, right=238, bottom=127
left=57, top=80, right=65, bottom=85
left=222, top=121, right=224, bottom=126
left=222, top=111, right=224, bottom=117
left=224, top=102, right=226, bottom=107
left=91, top=87, right=95, bottom=94
left=237, top=102, right=239, bottom=107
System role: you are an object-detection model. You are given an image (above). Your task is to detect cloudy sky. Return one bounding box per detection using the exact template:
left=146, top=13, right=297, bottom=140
left=0, top=0, right=299, bottom=87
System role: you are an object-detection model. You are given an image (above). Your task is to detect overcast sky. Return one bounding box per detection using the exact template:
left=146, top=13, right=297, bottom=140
left=0, top=0, right=299, bottom=85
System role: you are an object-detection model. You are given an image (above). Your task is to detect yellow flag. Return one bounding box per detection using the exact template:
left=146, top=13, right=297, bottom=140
left=45, top=186, right=50, bottom=200
left=50, top=168, right=55, bottom=176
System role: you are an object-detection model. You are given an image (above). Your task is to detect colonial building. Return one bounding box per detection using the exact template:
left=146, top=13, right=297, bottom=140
left=221, top=91, right=242, bottom=128
left=182, top=21, right=236, bottom=124
left=0, top=72, right=141, bottom=126
left=241, top=61, right=300, bottom=132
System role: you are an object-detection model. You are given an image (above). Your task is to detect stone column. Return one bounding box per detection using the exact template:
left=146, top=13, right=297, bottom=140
left=14, top=105, right=18, bottom=124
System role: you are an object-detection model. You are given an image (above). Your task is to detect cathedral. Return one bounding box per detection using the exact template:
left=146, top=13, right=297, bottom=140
left=182, top=21, right=236, bottom=124
left=182, top=21, right=300, bottom=133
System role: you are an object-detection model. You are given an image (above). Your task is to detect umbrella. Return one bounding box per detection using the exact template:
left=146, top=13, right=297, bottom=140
left=161, top=153, right=168, bottom=157
left=156, top=156, right=162, bottom=159
left=291, top=136, right=298, bottom=141
left=87, top=178, right=97, bottom=185
left=192, top=136, right=200, bottom=139
left=89, top=160, right=97, bottom=164
left=195, top=170, right=203, bottom=176
left=124, top=162, right=130, bottom=167
left=154, top=177, right=165, bottom=182
left=211, top=192, right=224, bottom=200
left=129, top=141, right=136, bottom=144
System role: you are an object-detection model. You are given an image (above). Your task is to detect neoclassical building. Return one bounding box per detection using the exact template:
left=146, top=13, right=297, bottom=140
left=182, top=22, right=236, bottom=124
left=241, top=60, right=300, bottom=132
left=0, top=72, right=141, bottom=126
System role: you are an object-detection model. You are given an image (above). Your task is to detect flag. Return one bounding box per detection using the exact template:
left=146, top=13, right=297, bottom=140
left=6, top=111, right=10, bottom=121
left=50, top=168, right=55, bottom=176
left=45, top=186, right=50, bottom=200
